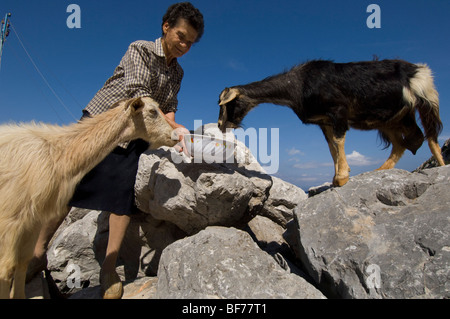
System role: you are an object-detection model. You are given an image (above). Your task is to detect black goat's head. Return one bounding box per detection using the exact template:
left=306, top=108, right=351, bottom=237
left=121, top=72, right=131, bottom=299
left=217, top=87, right=254, bottom=132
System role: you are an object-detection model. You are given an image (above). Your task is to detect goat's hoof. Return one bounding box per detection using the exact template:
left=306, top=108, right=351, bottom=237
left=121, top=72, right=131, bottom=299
left=333, top=176, right=349, bottom=187
left=376, top=163, right=395, bottom=170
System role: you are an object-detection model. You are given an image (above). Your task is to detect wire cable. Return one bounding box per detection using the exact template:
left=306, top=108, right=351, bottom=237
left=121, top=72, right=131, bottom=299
left=10, top=22, right=77, bottom=121
left=6, top=36, right=65, bottom=122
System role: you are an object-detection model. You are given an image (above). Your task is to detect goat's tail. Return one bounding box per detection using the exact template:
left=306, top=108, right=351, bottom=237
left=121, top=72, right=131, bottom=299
left=405, top=64, right=443, bottom=141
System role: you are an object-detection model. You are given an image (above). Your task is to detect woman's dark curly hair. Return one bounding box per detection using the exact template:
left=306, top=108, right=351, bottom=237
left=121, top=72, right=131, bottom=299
left=162, top=2, right=204, bottom=43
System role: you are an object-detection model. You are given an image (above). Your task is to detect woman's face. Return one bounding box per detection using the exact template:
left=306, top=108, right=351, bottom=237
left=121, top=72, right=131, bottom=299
left=162, top=18, right=198, bottom=63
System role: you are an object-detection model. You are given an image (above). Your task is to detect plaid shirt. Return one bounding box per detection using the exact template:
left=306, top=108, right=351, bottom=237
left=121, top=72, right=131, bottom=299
left=84, top=38, right=183, bottom=148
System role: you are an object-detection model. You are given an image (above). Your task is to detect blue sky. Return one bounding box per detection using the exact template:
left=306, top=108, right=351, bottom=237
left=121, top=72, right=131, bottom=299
left=1, top=0, right=449, bottom=190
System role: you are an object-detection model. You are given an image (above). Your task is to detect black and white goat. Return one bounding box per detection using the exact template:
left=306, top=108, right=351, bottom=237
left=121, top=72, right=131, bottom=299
left=218, top=59, right=445, bottom=186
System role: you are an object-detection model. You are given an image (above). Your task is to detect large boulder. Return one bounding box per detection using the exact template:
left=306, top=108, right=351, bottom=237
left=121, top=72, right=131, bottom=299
left=156, top=226, right=325, bottom=299
left=287, top=166, right=450, bottom=299
left=47, top=209, right=186, bottom=295
left=134, top=147, right=273, bottom=234
left=47, top=209, right=102, bottom=294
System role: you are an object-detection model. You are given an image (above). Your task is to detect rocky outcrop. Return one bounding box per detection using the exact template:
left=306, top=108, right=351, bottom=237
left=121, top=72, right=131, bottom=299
left=134, top=147, right=272, bottom=234
left=47, top=209, right=103, bottom=293
left=47, top=209, right=186, bottom=294
left=287, top=166, right=450, bottom=299
left=43, top=134, right=449, bottom=299
left=156, top=226, right=325, bottom=299
left=46, top=146, right=309, bottom=297
left=135, top=146, right=306, bottom=232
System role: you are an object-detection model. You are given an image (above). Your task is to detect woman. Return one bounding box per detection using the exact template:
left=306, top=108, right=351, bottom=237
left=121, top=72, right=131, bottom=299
left=30, top=2, right=204, bottom=299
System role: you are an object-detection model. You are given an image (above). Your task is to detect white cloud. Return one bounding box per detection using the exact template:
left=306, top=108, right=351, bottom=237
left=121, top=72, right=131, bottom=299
left=346, top=150, right=377, bottom=166
left=291, top=151, right=379, bottom=169
left=293, top=161, right=333, bottom=169
left=287, top=147, right=304, bottom=156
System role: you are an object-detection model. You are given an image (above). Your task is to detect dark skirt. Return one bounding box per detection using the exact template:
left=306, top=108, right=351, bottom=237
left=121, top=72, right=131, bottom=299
left=69, top=139, right=150, bottom=215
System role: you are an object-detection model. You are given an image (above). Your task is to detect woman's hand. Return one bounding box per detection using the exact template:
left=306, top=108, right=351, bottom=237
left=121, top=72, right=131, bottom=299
left=164, top=111, right=190, bottom=154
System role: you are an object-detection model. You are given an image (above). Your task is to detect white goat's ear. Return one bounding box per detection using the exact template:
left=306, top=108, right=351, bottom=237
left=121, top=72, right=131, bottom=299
left=219, top=88, right=240, bottom=106
left=126, top=97, right=145, bottom=113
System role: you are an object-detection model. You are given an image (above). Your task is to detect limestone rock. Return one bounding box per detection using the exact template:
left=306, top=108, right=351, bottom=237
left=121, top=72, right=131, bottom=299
left=287, top=166, right=450, bottom=299
left=47, top=209, right=102, bottom=295
left=260, top=176, right=307, bottom=227
left=135, top=147, right=273, bottom=234
left=47, top=137, right=309, bottom=297
left=156, top=226, right=325, bottom=299
left=47, top=208, right=185, bottom=295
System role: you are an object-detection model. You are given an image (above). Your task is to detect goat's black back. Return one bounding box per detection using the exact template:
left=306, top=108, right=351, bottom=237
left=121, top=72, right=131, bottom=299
left=294, top=60, right=418, bottom=127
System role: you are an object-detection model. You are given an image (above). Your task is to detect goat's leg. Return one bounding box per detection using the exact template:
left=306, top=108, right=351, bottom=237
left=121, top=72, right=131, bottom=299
left=0, top=269, right=13, bottom=299
left=333, top=135, right=350, bottom=186
left=321, top=125, right=350, bottom=186
left=324, top=134, right=338, bottom=174
left=321, top=125, right=337, bottom=166
left=0, top=254, right=14, bottom=298
left=10, top=224, right=41, bottom=299
left=377, top=130, right=406, bottom=170
left=0, top=224, right=17, bottom=298
left=428, top=138, right=445, bottom=166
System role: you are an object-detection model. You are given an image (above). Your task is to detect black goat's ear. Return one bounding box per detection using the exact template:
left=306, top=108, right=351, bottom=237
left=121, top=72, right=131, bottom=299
left=219, top=88, right=240, bottom=105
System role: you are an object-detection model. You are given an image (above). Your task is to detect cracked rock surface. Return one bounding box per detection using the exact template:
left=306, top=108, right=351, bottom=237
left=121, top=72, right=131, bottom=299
left=156, top=226, right=325, bottom=299
left=46, top=136, right=448, bottom=299
left=287, top=167, right=450, bottom=298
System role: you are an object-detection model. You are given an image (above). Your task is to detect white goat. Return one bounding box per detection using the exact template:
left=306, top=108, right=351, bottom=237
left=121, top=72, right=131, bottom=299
left=0, top=97, right=180, bottom=298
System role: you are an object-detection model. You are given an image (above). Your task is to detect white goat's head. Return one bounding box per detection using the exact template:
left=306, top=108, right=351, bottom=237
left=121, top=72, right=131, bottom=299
left=121, top=97, right=180, bottom=149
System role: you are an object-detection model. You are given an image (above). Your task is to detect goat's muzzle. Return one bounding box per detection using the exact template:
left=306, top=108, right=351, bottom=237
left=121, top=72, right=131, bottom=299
left=218, top=120, right=238, bottom=132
